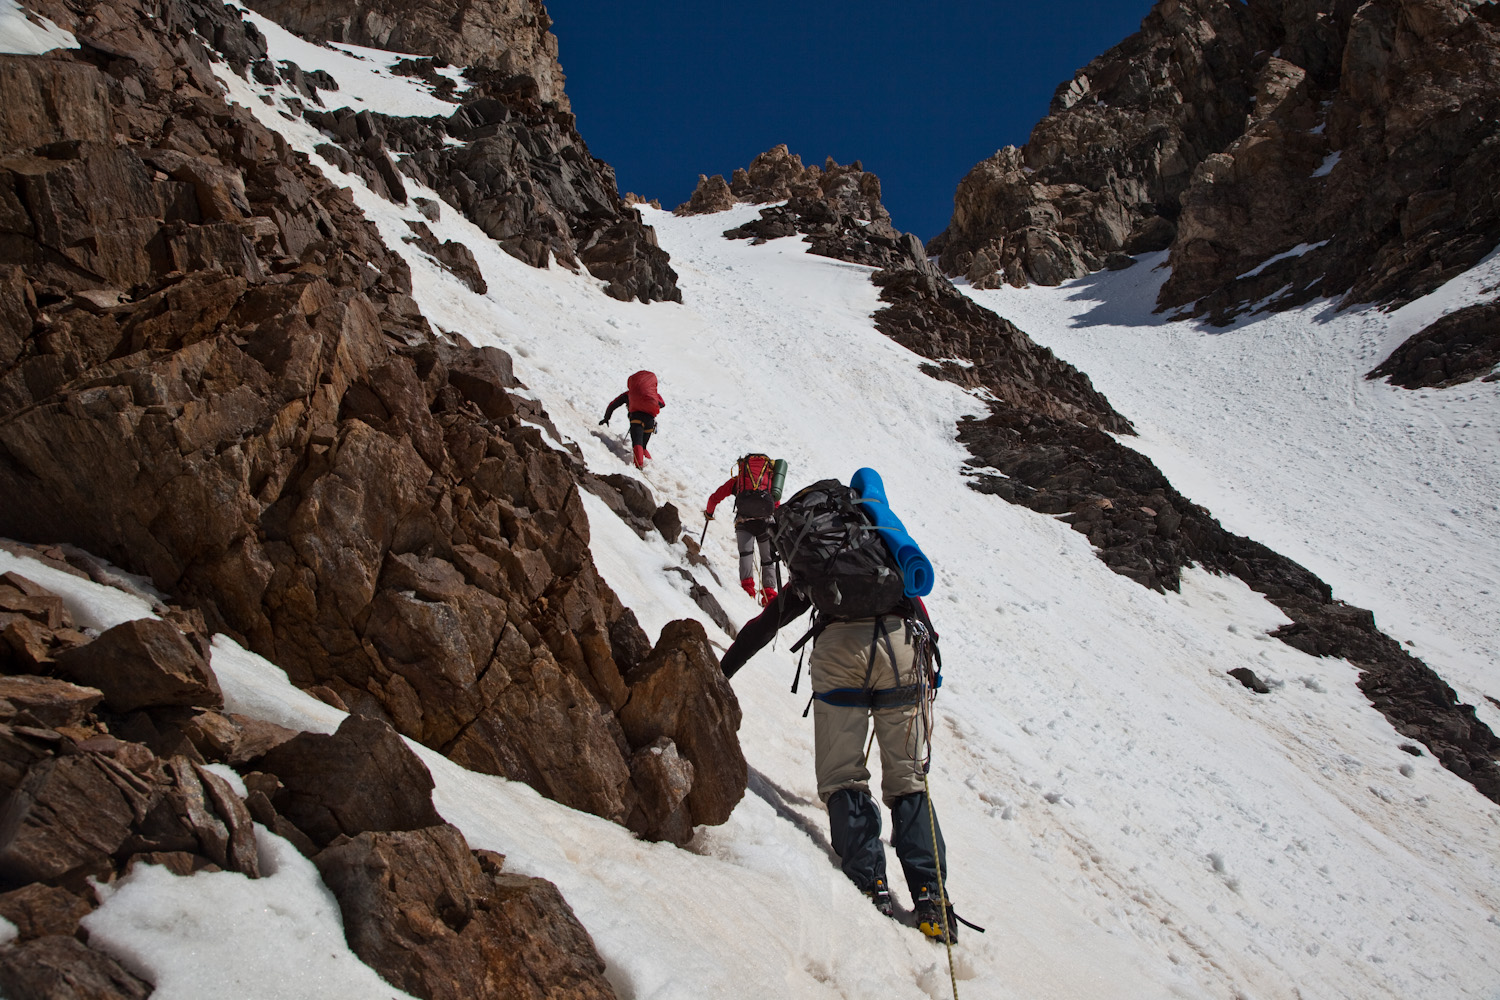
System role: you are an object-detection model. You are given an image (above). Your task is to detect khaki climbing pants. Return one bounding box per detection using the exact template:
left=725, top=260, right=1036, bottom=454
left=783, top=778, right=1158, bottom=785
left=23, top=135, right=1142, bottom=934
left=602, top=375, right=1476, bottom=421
left=810, top=615, right=928, bottom=805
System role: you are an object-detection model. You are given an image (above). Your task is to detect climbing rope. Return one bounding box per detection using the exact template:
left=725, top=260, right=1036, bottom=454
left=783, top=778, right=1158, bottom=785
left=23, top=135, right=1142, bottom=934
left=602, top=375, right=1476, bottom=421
left=910, top=618, right=959, bottom=999
left=924, top=772, right=959, bottom=1000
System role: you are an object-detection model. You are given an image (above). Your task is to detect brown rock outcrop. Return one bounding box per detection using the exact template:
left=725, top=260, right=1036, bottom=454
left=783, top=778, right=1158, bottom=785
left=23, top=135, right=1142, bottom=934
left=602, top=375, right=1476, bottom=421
left=0, top=676, right=101, bottom=730
left=0, top=0, right=739, bottom=845
left=618, top=618, right=746, bottom=842
left=302, top=76, right=681, bottom=303
left=931, top=0, right=1500, bottom=350
left=256, top=714, right=443, bottom=848
left=0, top=567, right=620, bottom=995
left=1367, top=298, right=1500, bottom=387
left=53, top=618, right=221, bottom=713
left=678, top=146, right=937, bottom=273
left=243, top=0, right=571, bottom=111
left=0, top=882, right=93, bottom=940
left=0, top=934, right=151, bottom=1000
left=315, top=824, right=617, bottom=1000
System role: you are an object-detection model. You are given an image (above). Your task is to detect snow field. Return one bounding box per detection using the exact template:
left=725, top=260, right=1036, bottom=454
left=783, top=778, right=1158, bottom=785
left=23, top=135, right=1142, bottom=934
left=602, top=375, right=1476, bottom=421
left=965, top=251, right=1500, bottom=735
left=0, top=0, right=76, bottom=55
left=19, top=27, right=1494, bottom=1000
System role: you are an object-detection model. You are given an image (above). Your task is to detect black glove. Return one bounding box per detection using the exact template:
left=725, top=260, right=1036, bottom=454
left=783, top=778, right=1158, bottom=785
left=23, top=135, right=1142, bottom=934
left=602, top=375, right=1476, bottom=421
left=598, top=417, right=608, bottom=425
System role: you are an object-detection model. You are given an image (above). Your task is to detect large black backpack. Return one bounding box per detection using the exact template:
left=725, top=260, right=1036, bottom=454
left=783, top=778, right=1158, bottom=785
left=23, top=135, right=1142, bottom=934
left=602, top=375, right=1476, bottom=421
left=772, top=479, right=906, bottom=619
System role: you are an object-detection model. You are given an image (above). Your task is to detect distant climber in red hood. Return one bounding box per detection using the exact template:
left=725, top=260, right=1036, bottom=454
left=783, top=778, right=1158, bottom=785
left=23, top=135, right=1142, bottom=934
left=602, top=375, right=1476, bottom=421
left=599, top=370, right=665, bottom=469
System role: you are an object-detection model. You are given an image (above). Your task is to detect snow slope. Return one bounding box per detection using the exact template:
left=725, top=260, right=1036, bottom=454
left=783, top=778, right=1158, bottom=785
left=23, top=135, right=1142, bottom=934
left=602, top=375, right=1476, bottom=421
left=964, top=256, right=1500, bottom=736
left=11, top=24, right=1500, bottom=1000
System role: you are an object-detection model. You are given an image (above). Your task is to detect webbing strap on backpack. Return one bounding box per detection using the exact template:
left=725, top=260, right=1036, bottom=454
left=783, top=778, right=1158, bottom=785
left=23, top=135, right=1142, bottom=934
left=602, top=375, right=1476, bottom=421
left=737, top=454, right=773, bottom=492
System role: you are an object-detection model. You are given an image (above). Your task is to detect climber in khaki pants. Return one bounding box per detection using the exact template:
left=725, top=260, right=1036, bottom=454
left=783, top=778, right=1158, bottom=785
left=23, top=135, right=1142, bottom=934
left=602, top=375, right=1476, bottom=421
left=810, top=615, right=928, bottom=804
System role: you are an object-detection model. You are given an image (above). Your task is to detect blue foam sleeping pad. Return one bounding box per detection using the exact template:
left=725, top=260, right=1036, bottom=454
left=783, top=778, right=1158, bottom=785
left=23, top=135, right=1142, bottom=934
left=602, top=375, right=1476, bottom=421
left=849, top=467, right=934, bottom=598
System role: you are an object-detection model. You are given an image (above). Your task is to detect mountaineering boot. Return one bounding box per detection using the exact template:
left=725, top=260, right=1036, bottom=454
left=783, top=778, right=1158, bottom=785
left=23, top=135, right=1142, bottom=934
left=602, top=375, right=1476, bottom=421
left=759, top=586, right=778, bottom=607
left=913, top=885, right=956, bottom=944
left=864, top=876, right=894, bottom=918
left=740, top=577, right=756, bottom=599
left=632, top=445, right=645, bottom=469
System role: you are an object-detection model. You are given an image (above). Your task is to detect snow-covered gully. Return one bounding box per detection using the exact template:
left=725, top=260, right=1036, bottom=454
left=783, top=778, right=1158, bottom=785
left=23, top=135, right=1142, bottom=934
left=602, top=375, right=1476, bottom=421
left=3, top=8, right=1498, bottom=999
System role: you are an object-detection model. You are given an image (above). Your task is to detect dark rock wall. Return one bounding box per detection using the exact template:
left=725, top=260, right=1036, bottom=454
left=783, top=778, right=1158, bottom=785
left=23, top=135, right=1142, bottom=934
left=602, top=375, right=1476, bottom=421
left=0, top=556, right=619, bottom=998
left=306, top=83, right=681, bottom=303
left=0, top=0, right=743, bottom=856
left=930, top=0, right=1500, bottom=368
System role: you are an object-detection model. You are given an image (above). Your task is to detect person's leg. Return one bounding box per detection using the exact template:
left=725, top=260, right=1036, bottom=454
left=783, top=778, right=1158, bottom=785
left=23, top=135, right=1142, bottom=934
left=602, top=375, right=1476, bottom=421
left=628, top=415, right=646, bottom=467
left=826, top=787, right=885, bottom=895
left=811, top=626, right=887, bottom=895
left=889, top=789, right=946, bottom=898
left=755, top=526, right=777, bottom=592
left=864, top=621, right=948, bottom=900
left=640, top=412, right=656, bottom=454
left=735, top=526, right=757, bottom=596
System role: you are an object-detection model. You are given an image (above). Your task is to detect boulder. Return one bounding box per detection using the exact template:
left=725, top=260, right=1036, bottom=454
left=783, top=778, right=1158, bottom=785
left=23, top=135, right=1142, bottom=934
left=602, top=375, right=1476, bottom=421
left=627, top=737, right=694, bottom=845
left=652, top=502, right=682, bottom=544
left=0, top=755, right=140, bottom=883
left=0, top=676, right=102, bottom=730
left=54, top=619, right=222, bottom=713
left=599, top=474, right=656, bottom=520
left=0, top=573, right=70, bottom=630
left=0, top=935, right=150, bottom=1000
left=256, top=714, right=442, bottom=848
left=618, top=619, right=746, bottom=832
left=314, top=824, right=617, bottom=1000
left=0, top=883, right=93, bottom=941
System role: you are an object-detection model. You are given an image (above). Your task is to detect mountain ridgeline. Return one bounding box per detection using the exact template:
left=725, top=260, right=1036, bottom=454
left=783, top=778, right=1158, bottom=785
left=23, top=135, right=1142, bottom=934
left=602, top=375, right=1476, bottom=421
left=929, top=0, right=1500, bottom=385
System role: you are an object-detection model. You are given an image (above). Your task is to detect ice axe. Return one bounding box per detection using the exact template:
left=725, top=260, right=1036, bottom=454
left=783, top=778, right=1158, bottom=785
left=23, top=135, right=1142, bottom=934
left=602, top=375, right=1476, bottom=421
left=698, top=513, right=713, bottom=546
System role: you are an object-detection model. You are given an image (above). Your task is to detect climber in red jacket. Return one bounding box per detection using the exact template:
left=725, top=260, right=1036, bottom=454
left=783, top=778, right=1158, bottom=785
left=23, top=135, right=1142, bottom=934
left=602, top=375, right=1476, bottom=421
left=600, top=371, right=665, bottom=469
left=704, top=453, right=782, bottom=605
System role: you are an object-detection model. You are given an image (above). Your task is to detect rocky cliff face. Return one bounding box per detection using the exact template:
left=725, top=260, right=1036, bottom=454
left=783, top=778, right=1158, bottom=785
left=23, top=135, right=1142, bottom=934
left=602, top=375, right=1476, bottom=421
left=931, top=0, right=1500, bottom=369
left=299, top=69, right=681, bottom=304
left=1, top=0, right=743, bottom=868
left=243, top=0, right=570, bottom=111
left=0, top=550, right=618, bottom=998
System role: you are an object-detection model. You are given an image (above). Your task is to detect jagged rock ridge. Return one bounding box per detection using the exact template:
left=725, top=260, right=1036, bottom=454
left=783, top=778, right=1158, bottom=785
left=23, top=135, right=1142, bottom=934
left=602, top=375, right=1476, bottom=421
left=302, top=72, right=682, bottom=304
left=930, top=0, right=1500, bottom=371
left=243, top=0, right=570, bottom=111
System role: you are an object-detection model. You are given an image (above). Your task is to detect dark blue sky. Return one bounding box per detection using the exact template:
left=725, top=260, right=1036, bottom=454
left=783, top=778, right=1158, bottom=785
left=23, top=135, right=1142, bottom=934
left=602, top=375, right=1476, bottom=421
left=548, top=1, right=1157, bottom=240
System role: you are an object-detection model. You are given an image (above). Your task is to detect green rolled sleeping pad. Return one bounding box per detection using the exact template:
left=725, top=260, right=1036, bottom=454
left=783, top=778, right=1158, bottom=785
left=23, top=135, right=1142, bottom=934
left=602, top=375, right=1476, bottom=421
left=772, top=459, right=788, bottom=500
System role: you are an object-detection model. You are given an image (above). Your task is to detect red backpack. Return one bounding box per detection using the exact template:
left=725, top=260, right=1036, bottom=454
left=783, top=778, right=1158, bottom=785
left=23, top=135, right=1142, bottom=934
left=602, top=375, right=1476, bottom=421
left=626, top=370, right=661, bottom=414
left=734, top=454, right=776, bottom=520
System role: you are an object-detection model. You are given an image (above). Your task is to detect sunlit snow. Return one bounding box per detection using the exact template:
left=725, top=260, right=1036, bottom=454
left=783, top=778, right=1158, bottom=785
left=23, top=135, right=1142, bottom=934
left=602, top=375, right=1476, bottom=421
left=0, top=0, right=77, bottom=55
left=967, top=250, right=1500, bottom=737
